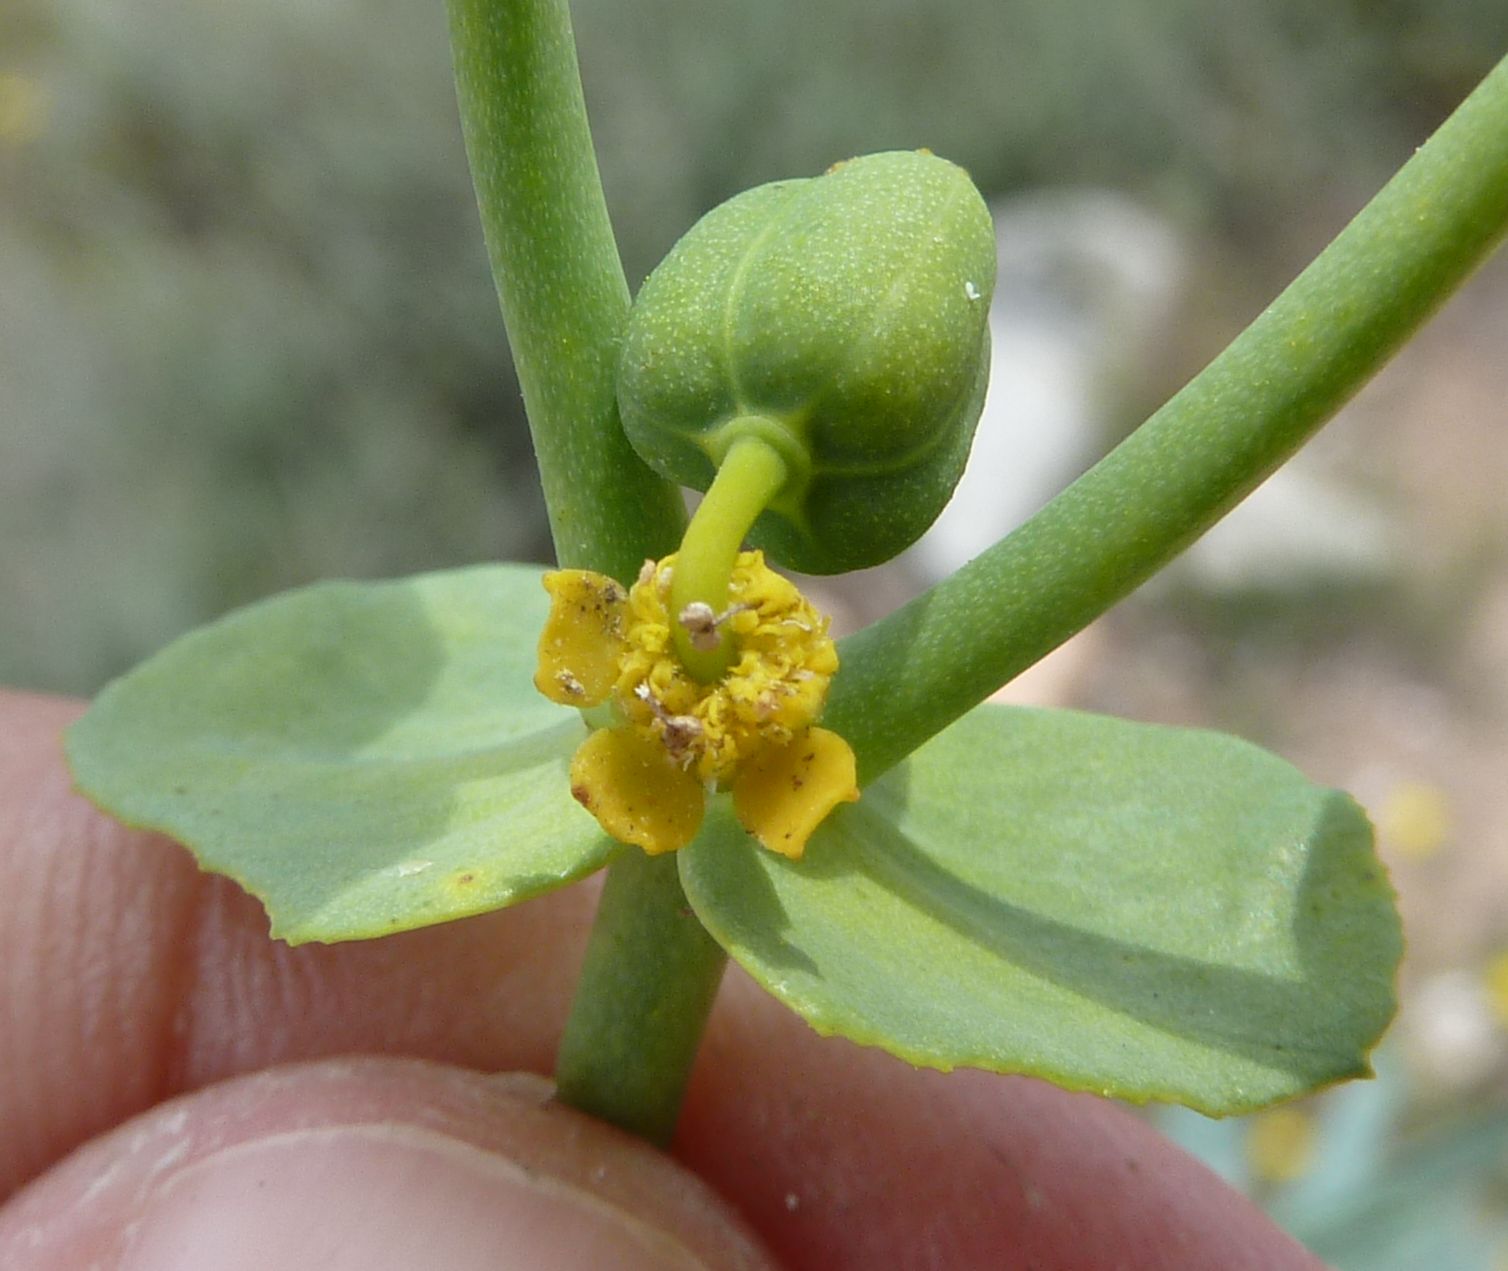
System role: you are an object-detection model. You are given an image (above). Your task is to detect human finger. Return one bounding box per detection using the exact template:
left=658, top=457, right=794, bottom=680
left=680, top=980, right=1325, bottom=1270
left=2, top=690, right=1323, bottom=1268
left=0, top=1057, right=772, bottom=1270
left=0, top=691, right=595, bottom=1199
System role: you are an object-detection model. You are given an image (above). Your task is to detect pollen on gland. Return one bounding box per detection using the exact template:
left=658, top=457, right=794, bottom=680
left=556, top=670, right=586, bottom=698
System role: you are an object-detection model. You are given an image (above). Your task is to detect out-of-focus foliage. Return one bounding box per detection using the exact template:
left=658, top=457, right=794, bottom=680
left=2, top=0, right=546, bottom=692
left=1162, top=1050, right=1508, bottom=1271
left=3, top=0, right=1506, bottom=692
left=582, top=0, right=1508, bottom=274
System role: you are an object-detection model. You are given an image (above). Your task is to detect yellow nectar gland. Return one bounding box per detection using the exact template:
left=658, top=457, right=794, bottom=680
left=534, top=551, right=858, bottom=858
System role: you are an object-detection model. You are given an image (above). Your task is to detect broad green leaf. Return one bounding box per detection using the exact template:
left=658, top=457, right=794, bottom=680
left=680, top=704, right=1401, bottom=1115
left=68, top=566, right=614, bottom=944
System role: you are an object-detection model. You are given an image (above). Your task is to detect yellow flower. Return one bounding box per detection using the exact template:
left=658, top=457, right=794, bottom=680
left=534, top=551, right=858, bottom=857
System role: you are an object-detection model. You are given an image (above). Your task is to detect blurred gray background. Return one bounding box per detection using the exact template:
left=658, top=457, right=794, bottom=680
left=3, top=0, right=1501, bottom=694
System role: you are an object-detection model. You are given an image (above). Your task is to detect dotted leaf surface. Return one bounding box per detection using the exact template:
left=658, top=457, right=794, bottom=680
left=68, top=566, right=613, bottom=944
left=680, top=704, right=1401, bottom=1115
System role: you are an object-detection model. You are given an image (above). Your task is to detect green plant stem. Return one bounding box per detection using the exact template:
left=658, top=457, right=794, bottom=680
left=669, top=431, right=789, bottom=679
left=554, top=851, right=728, bottom=1145
left=446, top=0, right=683, bottom=582
left=827, top=52, right=1508, bottom=785
left=448, top=0, right=717, bottom=1143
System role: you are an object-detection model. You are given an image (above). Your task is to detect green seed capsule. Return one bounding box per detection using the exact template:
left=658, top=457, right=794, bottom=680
left=617, top=150, right=996, bottom=574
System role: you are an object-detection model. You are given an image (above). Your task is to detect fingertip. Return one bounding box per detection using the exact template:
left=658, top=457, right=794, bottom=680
left=0, top=1058, right=774, bottom=1271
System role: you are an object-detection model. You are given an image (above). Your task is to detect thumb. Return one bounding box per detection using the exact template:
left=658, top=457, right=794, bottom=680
left=0, top=1058, right=772, bottom=1271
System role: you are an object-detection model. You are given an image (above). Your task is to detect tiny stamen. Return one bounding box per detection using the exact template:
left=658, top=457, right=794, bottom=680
left=678, top=600, right=751, bottom=652
left=658, top=714, right=704, bottom=765
left=633, top=682, right=703, bottom=766
left=679, top=601, right=719, bottom=651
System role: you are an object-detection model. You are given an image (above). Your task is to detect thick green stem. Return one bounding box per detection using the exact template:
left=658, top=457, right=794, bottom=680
left=446, top=0, right=683, bottom=581
left=669, top=431, right=789, bottom=679
left=827, top=53, right=1508, bottom=784
left=554, top=852, right=728, bottom=1145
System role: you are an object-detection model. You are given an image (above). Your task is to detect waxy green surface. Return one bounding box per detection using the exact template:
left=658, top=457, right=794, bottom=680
left=618, top=150, right=996, bottom=573
left=681, top=704, right=1402, bottom=1114
left=70, top=566, right=1401, bottom=1114
left=68, top=566, right=611, bottom=944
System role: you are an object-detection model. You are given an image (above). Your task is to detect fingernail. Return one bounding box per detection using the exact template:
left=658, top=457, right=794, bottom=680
left=119, top=1124, right=708, bottom=1271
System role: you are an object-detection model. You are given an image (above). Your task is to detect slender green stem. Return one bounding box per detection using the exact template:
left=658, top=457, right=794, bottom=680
left=448, top=0, right=718, bottom=1142
left=446, top=0, right=683, bottom=581
left=827, top=52, right=1508, bottom=785
left=669, top=431, right=789, bottom=679
left=554, top=852, right=728, bottom=1145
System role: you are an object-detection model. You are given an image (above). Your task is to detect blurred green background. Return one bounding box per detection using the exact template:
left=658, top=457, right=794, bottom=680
left=3, top=0, right=1503, bottom=694
left=4, top=3, right=1507, bottom=1263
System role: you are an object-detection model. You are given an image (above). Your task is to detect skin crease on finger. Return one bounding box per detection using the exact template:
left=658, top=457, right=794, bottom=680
left=0, top=1061, right=774, bottom=1270
left=0, top=690, right=1325, bottom=1269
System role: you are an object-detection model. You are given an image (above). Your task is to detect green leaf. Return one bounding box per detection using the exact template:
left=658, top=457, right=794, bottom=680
left=68, top=565, right=614, bottom=944
left=679, top=704, right=1401, bottom=1115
